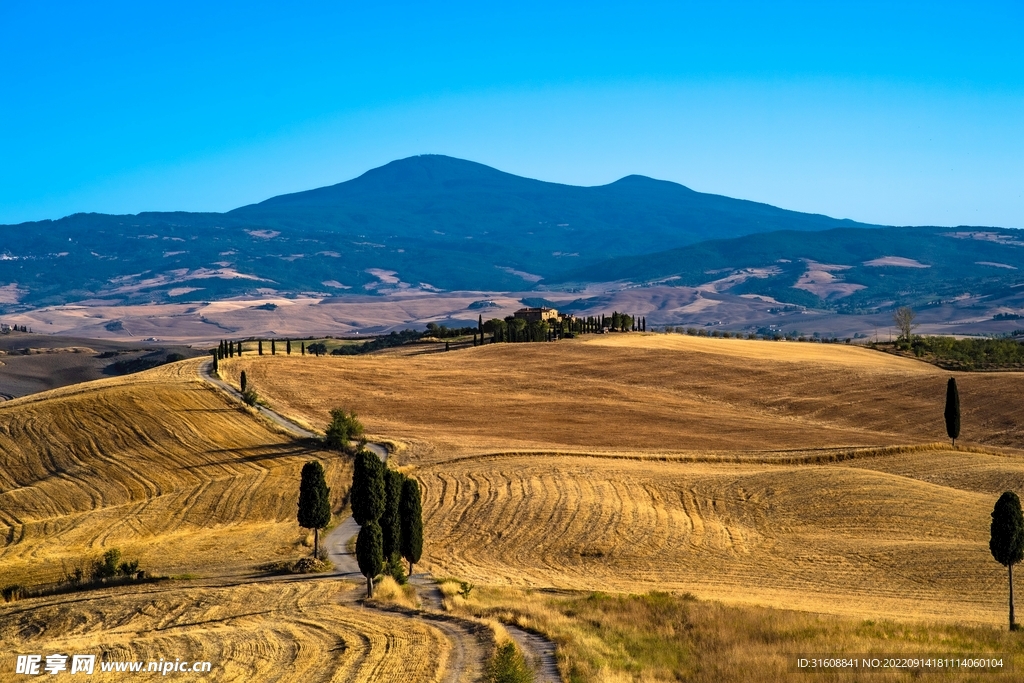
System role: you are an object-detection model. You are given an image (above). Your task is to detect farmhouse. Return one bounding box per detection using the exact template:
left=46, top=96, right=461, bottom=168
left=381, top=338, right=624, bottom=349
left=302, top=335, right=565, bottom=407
left=514, top=307, right=560, bottom=323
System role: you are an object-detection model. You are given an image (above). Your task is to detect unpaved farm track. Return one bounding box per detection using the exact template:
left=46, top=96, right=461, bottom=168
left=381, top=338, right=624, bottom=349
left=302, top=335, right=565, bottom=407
left=202, top=360, right=520, bottom=683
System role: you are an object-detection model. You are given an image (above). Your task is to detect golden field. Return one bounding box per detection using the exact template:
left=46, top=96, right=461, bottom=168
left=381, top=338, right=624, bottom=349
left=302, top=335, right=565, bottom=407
left=222, top=333, right=1024, bottom=461
left=0, top=360, right=351, bottom=587
left=1, top=581, right=449, bottom=682
left=5, top=333, right=1024, bottom=681
left=222, top=334, right=1024, bottom=625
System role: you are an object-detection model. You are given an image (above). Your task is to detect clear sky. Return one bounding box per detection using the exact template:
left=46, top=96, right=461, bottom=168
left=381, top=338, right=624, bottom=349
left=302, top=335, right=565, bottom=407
left=1, top=1, right=1021, bottom=227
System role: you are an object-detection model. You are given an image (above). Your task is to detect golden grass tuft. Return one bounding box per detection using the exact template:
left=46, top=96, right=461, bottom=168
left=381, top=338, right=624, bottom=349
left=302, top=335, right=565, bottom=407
left=371, top=575, right=421, bottom=609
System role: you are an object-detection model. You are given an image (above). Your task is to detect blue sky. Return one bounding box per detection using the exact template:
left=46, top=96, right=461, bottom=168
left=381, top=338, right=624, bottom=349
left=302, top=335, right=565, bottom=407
left=1, top=1, right=1021, bottom=227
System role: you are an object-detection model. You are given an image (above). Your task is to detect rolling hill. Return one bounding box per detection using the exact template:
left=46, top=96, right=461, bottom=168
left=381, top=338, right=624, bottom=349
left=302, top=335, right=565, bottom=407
left=0, top=155, right=876, bottom=310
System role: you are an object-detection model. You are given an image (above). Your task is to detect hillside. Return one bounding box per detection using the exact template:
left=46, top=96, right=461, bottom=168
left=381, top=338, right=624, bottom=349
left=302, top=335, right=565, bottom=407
left=0, top=155, right=876, bottom=310
left=221, top=334, right=1024, bottom=625
left=552, top=226, right=1024, bottom=313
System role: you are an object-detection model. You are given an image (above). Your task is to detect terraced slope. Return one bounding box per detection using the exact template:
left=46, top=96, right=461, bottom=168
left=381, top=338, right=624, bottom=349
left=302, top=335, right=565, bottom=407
left=222, top=334, right=1024, bottom=461
left=0, top=360, right=351, bottom=587
left=2, top=581, right=449, bottom=682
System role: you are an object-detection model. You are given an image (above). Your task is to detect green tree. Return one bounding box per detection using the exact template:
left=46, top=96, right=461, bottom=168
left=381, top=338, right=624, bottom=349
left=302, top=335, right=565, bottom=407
left=991, top=491, right=1024, bottom=630
left=240, top=370, right=247, bottom=393
left=297, top=461, right=332, bottom=559
left=286, top=339, right=292, bottom=354
left=211, top=350, right=218, bottom=374
left=484, top=641, right=533, bottom=683
left=944, top=377, right=961, bottom=447
left=356, top=520, right=384, bottom=597
left=271, top=339, right=276, bottom=355
left=325, top=408, right=364, bottom=451
left=258, top=340, right=263, bottom=355
left=400, top=477, right=423, bottom=577
left=351, top=450, right=385, bottom=526
left=301, top=342, right=306, bottom=355
left=381, top=470, right=404, bottom=562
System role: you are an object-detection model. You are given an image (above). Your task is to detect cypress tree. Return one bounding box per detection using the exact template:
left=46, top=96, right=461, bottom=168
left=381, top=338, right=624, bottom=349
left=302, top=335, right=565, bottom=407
left=271, top=339, right=276, bottom=355
left=258, top=340, right=263, bottom=355
left=945, top=377, right=961, bottom=447
left=239, top=341, right=244, bottom=355
left=991, top=491, right=1024, bottom=630
left=240, top=370, right=247, bottom=392
left=351, top=450, right=385, bottom=526
left=381, top=469, right=404, bottom=561
left=400, top=477, right=424, bottom=577
left=297, top=461, right=332, bottom=559
left=211, top=350, right=219, bottom=373
left=301, top=342, right=306, bottom=355
left=642, top=316, right=646, bottom=332
left=286, top=339, right=292, bottom=354
left=356, top=520, right=384, bottom=597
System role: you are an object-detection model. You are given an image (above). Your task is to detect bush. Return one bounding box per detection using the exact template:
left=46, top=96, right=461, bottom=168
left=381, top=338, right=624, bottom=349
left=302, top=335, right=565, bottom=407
left=386, top=553, right=407, bottom=584
left=241, top=388, right=258, bottom=406
left=92, top=549, right=122, bottom=581
left=325, top=408, right=365, bottom=451
left=2, top=585, right=23, bottom=602
left=292, top=557, right=331, bottom=574
left=484, top=641, right=534, bottom=683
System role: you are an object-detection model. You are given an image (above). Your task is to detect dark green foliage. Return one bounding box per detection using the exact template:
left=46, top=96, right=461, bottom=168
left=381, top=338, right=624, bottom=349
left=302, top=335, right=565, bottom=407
left=991, top=491, right=1024, bottom=629
left=241, top=387, right=258, bottom=406
left=908, top=336, right=1024, bottom=370
left=351, top=450, right=385, bottom=526
left=325, top=408, right=364, bottom=451
left=297, top=461, right=332, bottom=558
left=165, top=353, right=185, bottom=363
left=991, top=492, right=1024, bottom=569
left=211, top=350, right=218, bottom=373
left=332, top=329, right=422, bottom=355
left=381, top=469, right=404, bottom=559
left=258, top=340, right=263, bottom=355
left=400, top=477, right=423, bottom=576
left=356, top=520, right=384, bottom=597
left=91, top=548, right=121, bottom=581
left=484, top=641, right=534, bottom=683
left=301, top=342, right=305, bottom=355
left=945, top=377, right=961, bottom=445
left=308, top=342, right=327, bottom=356
left=240, top=370, right=247, bottom=393
left=286, top=339, right=292, bottom=354
left=271, top=339, right=276, bottom=355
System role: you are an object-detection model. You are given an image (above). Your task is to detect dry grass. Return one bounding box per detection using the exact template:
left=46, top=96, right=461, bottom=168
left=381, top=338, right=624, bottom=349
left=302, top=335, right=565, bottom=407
left=415, top=451, right=1024, bottom=624
left=222, top=333, right=1024, bottom=462
left=1, top=581, right=449, bottom=682
left=221, top=337, right=1024, bottom=625
left=371, top=575, right=421, bottom=610
left=0, top=359, right=351, bottom=588
left=446, top=587, right=1024, bottom=682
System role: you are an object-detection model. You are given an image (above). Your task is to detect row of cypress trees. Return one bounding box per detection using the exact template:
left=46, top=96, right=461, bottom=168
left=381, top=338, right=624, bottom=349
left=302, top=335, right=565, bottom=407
left=351, top=450, right=423, bottom=597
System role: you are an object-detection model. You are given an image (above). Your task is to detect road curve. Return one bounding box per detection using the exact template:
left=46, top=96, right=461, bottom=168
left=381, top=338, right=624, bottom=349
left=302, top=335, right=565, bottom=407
left=198, top=358, right=562, bottom=682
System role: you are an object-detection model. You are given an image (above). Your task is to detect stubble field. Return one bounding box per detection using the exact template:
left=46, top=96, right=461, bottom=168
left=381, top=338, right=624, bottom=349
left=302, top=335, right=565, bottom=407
left=223, top=334, right=1024, bottom=624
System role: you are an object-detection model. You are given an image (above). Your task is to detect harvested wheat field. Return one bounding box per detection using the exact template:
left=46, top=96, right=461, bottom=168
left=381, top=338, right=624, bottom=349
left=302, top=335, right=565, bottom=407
left=222, top=333, right=1024, bottom=462
left=415, top=448, right=1024, bottom=624
left=1, top=581, right=448, bottom=682
left=221, top=335, right=1024, bottom=626
left=0, top=359, right=351, bottom=588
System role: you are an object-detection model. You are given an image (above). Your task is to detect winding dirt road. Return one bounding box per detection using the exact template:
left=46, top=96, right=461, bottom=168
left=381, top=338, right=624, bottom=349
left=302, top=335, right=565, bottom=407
left=201, top=359, right=567, bottom=682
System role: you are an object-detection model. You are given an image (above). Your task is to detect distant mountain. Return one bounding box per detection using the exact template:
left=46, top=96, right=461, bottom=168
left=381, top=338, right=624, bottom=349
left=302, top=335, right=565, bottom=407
left=551, top=226, right=1024, bottom=313
left=0, top=155, right=878, bottom=310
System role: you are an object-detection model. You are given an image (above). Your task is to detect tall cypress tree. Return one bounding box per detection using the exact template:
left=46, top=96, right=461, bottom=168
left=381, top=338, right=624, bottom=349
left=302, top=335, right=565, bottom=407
left=301, top=342, right=305, bottom=355
left=381, top=469, right=404, bottom=562
left=351, top=450, right=385, bottom=526
left=211, top=350, right=219, bottom=373
left=991, top=491, right=1024, bottom=630
left=240, top=370, right=247, bottom=392
left=297, top=461, right=332, bottom=559
left=400, top=478, right=424, bottom=577
left=258, top=340, right=263, bottom=355
left=286, top=339, right=292, bottom=355
left=945, top=377, right=961, bottom=447
left=271, top=339, right=276, bottom=355
left=356, top=520, right=384, bottom=597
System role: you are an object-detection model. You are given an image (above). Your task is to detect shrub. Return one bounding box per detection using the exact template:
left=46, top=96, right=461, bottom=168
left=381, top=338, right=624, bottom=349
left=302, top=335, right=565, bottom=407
left=687, top=327, right=698, bottom=335
left=92, top=549, right=122, bottom=581
left=292, top=557, right=331, bottom=574
left=241, top=388, right=258, bottom=406
left=325, top=408, right=364, bottom=451
left=2, top=585, right=23, bottom=602
left=484, top=641, right=534, bottom=683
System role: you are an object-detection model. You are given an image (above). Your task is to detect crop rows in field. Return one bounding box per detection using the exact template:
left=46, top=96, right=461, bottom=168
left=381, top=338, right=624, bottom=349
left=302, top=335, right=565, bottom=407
left=0, top=360, right=350, bottom=586
left=1, top=582, right=448, bottom=682
left=416, top=450, right=1024, bottom=625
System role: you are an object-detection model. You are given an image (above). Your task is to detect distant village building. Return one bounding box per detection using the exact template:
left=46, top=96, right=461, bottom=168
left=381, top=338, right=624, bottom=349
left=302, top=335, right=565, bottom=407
left=514, top=307, right=560, bottom=323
